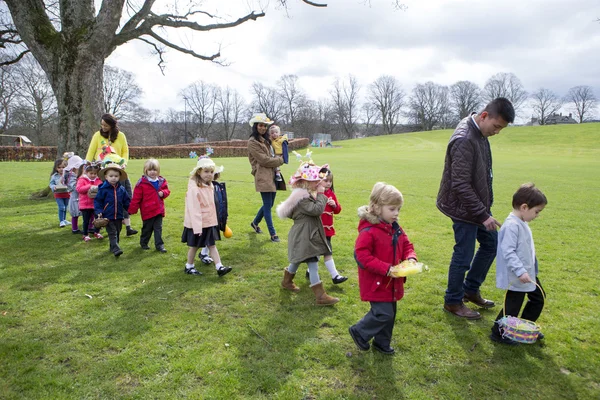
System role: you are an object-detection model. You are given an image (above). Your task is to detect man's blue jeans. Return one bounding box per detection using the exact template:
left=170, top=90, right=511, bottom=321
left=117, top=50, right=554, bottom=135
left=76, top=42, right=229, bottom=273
left=253, top=192, right=277, bottom=236
left=445, top=219, right=498, bottom=305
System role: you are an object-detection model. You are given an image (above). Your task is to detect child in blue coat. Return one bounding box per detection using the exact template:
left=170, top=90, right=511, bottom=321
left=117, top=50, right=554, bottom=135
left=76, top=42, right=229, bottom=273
left=94, top=163, right=131, bottom=257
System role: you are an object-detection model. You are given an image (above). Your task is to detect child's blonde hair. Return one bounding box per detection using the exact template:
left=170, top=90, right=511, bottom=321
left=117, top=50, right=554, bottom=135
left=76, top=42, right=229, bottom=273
left=144, top=158, right=160, bottom=175
left=292, top=180, right=312, bottom=190
left=368, top=182, right=404, bottom=216
left=192, top=166, right=214, bottom=186
left=270, top=125, right=281, bottom=136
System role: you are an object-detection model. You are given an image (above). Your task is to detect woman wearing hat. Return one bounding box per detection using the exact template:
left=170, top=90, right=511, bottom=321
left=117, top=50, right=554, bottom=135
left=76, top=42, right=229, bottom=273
left=247, top=113, right=284, bottom=242
left=85, top=113, right=138, bottom=237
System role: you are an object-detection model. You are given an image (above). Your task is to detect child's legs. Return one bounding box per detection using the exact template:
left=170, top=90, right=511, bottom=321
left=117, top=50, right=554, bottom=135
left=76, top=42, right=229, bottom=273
left=307, top=261, right=320, bottom=285
left=152, top=215, right=164, bottom=247
left=140, top=217, right=154, bottom=246
left=106, top=220, right=122, bottom=253
left=208, top=245, right=221, bottom=266
left=494, top=290, right=526, bottom=330
left=323, top=249, right=340, bottom=279
left=520, top=278, right=545, bottom=322
left=286, top=263, right=301, bottom=274
left=355, top=302, right=396, bottom=344
left=81, top=209, right=93, bottom=235
left=55, top=198, right=68, bottom=222
left=187, top=247, right=199, bottom=265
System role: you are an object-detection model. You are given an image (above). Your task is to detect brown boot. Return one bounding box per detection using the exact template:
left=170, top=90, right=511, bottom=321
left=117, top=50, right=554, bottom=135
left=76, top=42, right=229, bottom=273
left=281, top=268, right=300, bottom=293
left=310, top=282, right=339, bottom=306
left=463, top=292, right=495, bottom=309
left=443, top=303, right=481, bottom=320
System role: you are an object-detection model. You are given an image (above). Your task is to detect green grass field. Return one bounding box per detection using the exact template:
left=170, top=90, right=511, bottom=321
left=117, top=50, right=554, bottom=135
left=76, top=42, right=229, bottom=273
left=1, top=123, right=599, bottom=399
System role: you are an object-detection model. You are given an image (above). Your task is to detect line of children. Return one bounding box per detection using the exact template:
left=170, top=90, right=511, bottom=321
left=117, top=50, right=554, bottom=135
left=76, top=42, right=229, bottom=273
left=94, top=163, right=131, bottom=257
left=128, top=159, right=170, bottom=253
left=49, top=158, right=69, bottom=227
left=182, top=157, right=232, bottom=277
left=76, top=162, right=104, bottom=242
left=277, top=161, right=339, bottom=306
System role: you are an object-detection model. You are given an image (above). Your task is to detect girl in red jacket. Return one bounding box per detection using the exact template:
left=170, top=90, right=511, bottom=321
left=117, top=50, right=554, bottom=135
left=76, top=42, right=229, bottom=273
left=76, top=162, right=103, bottom=242
left=128, top=159, right=170, bottom=252
left=349, top=182, right=417, bottom=355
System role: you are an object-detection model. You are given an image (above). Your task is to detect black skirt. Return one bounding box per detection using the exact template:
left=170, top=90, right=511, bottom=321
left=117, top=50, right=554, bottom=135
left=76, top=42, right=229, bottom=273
left=181, top=226, right=221, bottom=247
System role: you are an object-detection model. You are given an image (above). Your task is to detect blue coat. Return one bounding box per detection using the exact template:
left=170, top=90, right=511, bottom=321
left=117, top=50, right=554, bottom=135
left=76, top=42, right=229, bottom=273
left=94, top=180, right=131, bottom=220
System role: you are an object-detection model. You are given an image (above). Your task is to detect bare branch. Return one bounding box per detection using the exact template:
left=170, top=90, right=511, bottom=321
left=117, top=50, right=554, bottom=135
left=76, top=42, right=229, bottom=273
left=0, top=49, right=30, bottom=66
left=148, top=30, right=222, bottom=62
left=135, top=37, right=167, bottom=74
left=302, top=0, right=327, bottom=7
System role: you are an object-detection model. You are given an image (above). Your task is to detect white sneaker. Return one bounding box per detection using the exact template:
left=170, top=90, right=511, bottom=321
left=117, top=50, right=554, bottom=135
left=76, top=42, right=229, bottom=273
left=59, top=220, right=67, bottom=227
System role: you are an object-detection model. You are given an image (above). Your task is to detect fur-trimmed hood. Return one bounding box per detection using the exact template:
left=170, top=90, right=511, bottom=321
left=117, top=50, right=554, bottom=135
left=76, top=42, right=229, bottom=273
left=276, top=188, right=311, bottom=219
left=357, top=205, right=380, bottom=224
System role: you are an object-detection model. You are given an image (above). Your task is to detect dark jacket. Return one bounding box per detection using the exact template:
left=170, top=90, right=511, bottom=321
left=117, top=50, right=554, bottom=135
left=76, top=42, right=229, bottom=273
left=128, top=176, right=170, bottom=220
left=354, top=206, right=417, bottom=302
left=436, top=116, right=493, bottom=225
left=213, top=181, right=228, bottom=231
left=94, top=180, right=131, bottom=220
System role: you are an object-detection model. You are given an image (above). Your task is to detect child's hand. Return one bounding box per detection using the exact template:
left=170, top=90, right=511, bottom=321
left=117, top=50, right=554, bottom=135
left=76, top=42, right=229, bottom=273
left=158, top=191, right=164, bottom=198
left=518, top=272, right=533, bottom=284
left=327, top=198, right=336, bottom=208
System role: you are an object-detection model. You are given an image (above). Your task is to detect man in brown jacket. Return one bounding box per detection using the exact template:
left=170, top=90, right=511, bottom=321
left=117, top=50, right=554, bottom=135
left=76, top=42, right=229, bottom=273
left=437, top=98, right=515, bottom=320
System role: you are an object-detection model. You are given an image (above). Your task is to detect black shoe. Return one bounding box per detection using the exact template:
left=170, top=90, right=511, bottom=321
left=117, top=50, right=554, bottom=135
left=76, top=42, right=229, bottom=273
left=141, top=244, right=150, bottom=250
left=250, top=222, right=263, bottom=234
left=372, top=342, right=395, bottom=355
left=332, top=275, right=348, bottom=284
left=270, top=235, right=280, bottom=243
left=157, top=246, right=167, bottom=253
left=537, top=332, right=545, bottom=340
left=114, top=249, right=123, bottom=257
left=72, top=229, right=81, bottom=234
left=199, top=254, right=213, bottom=264
left=349, top=325, right=370, bottom=351
left=305, top=270, right=310, bottom=279
left=184, top=266, right=202, bottom=275
left=489, top=332, right=519, bottom=346
left=217, top=266, right=232, bottom=277
left=126, top=227, right=138, bottom=236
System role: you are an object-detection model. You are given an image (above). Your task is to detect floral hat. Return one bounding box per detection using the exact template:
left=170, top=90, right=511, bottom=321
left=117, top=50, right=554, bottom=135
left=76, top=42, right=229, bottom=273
left=99, top=162, right=127, bottom=181
left=248, top=113, right=274, bottom=127
left=190, top=156, right=224, bottom=176
left=289, top=162, right=329, bottom=185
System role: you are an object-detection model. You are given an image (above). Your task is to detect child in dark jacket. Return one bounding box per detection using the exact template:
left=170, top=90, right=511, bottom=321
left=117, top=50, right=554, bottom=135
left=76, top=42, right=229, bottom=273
left=94, top=163, right=131, bottom=257
left=349, top=182, right=417, bottom=355
left=128, top=159, right=170, bottom=253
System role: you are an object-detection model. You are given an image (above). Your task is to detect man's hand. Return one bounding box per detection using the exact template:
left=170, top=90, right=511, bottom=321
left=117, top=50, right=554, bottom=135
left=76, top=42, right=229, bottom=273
left=483, top=216, right=502, bottom=231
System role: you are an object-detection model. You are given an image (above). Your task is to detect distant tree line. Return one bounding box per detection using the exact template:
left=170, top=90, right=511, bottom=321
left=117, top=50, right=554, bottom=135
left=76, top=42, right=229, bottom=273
left=0, top=55, right=598, bottom=146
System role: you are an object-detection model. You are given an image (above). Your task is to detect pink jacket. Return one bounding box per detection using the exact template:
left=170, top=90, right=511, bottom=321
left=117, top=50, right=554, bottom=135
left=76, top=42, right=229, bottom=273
left=184, top=179, right=218, bottom=234
left=76, top=175, right=103, bottom=210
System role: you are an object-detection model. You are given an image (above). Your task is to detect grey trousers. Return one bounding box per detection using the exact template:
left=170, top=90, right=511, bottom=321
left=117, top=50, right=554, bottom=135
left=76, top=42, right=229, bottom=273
left=354, top=301, right=397, bottom=347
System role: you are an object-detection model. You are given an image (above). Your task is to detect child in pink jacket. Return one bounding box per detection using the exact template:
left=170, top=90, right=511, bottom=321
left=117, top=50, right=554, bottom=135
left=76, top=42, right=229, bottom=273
left=76, top=162, right=103, bottom=242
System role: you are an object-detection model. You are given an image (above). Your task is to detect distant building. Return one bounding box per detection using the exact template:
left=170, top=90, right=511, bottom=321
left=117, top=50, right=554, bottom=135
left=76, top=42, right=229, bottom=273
left=544, top=113, right=578, bottom=125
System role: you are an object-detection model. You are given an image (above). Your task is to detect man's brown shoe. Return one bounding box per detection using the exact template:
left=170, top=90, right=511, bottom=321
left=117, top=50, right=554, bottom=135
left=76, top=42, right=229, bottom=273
left=443, top=303, right=482, bottom=320
left=463, top=292, right=495, bottom=309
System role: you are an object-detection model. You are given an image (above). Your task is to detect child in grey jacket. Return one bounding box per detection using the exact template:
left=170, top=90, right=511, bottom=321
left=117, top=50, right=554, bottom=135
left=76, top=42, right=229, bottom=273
left=491, top=183, right=548, bottom=345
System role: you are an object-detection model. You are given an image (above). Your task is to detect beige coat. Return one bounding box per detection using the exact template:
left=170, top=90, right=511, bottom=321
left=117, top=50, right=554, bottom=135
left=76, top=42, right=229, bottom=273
left=248, top=136, right=283, bottom=192
left=184, top=179, right=218, bottom=234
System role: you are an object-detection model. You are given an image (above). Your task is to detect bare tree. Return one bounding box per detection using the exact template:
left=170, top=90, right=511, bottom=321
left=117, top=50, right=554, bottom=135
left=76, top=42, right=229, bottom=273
left=216, top=86, right=245, bottom=141
left=450, top=80, right=481, bottom=120
left=181, top=81, right=218, bottom=141
left=0, top=10, right=29, bottom=67
left=565, top=85, right=597, bottom=123
left=330, top=75, right=360, bottom=139
left=483, top=72, right=528, bottom=114
left=103, top=65, right=142, bottom=120
left=368, top=75, right=404, bottom=135
left=277, top=74, right=306, bottom=128
left=361, top=102, right=379, bottom=136
left=250, top=82, right=285, bottom=123
left=409, top=82, right=450, bottom=131
left=530, top=88, right=562, bottom=125
left=0, top=64, right=17, bottom=133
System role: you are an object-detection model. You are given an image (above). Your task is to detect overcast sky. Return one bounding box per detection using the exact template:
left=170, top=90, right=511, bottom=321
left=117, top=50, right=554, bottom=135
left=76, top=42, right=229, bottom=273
left=107, top=0, right=600, bottom=122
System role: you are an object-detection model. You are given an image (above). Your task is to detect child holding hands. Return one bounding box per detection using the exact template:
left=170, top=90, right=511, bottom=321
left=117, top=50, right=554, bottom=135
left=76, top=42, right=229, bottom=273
left=49, top=158, right=69, bottom=227
left=76, top=162, right=103, bottom=241
left=349, top=182, right=417, bottom=355
left=94, top=163, right=131, bottom=257
left=491, top=183, right=547, bottom=345
left=182, top=157, right=232, bottom=277
left=276, top=162, right=339, bottom=306
left=128, top=159, right=170, bottom=253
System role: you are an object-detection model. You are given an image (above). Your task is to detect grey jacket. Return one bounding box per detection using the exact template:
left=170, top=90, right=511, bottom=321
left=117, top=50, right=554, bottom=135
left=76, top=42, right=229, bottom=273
left=436, top=116, right=493, bottom=225
left=496, top=213, right=538, bottom=292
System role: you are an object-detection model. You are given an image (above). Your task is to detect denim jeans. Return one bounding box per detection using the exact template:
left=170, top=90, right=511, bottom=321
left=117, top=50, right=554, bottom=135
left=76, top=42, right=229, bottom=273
left=445, top=219, right=498, bottom=305
left=253, top=192, right=277, bottom=236
left=55, top=198, right=69, bottom=222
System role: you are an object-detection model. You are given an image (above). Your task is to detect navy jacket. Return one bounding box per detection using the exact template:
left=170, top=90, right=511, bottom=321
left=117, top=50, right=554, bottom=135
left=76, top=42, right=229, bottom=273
left=94, top=180, right=131, bottom=220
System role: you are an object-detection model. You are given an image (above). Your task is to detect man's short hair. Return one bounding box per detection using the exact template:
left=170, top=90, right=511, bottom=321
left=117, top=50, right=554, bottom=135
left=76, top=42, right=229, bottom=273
left=484, top=97, right=515, bottom=124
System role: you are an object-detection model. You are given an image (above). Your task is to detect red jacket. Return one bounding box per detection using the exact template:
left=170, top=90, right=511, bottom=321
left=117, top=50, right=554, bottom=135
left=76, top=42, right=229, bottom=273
left=76, top=175, right=103, bottom=210
left=320, top=188, right=341, bottom=237
left=128, top=176, right=170, bottom=220
left=354, top=206, right=417, bottom=302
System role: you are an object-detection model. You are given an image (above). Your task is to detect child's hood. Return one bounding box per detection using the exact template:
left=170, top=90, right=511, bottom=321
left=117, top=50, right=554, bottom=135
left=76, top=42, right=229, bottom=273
left=357, top=205, right=393, bottom=233
left=276, top=188, right=310, bottom=219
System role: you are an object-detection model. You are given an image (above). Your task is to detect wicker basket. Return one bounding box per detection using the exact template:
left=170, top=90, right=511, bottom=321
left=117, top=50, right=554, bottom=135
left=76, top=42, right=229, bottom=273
left=498, top=281, right=545, bottom=344
left=88, top=186, right=98, bottom=199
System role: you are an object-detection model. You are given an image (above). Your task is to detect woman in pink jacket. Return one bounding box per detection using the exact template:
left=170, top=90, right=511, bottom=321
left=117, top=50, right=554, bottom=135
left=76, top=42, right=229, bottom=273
left=76, top=162, right=103, bottom=241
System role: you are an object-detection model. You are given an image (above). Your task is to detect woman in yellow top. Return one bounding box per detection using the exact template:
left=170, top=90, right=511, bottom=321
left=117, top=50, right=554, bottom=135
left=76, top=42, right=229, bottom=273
left=85, top=113, right=138, bottom=236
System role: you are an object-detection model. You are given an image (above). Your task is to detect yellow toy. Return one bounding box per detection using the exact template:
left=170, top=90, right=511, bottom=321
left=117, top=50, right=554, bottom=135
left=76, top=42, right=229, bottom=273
left=224, top=225, right=233, bottom=238
left=389, top=260, right=429, bottom=278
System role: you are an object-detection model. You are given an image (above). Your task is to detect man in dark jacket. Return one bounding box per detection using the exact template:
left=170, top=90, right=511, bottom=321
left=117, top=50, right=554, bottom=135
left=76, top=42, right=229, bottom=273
left=437, top=98, right=515, bottom=319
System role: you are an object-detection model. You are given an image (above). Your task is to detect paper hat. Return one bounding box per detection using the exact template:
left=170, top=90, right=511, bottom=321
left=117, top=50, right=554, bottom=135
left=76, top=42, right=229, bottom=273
left=99, top=162, right=127, bottom=181
left=289, top=162, right=329, bottom=185
left=248, top=113, right=274, bottom=127
left=65, top=155, right=83, bottom=171
left=190, top=156, right=224, bottom=176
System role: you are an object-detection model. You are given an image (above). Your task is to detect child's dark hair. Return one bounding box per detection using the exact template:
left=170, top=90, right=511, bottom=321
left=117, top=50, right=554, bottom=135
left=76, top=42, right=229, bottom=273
left=76, top=164, right=86, bottom=178
left=249, top=123, right=272, bottom=146
left=320, top=167, right=334, bottom=192
left=483, top=97, right=515, bottom=124
left=512, top=183, right=547, bottom=209
left=85, top=162, right=101, bottom=173
left=51, top=158, right=65, bottom=176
